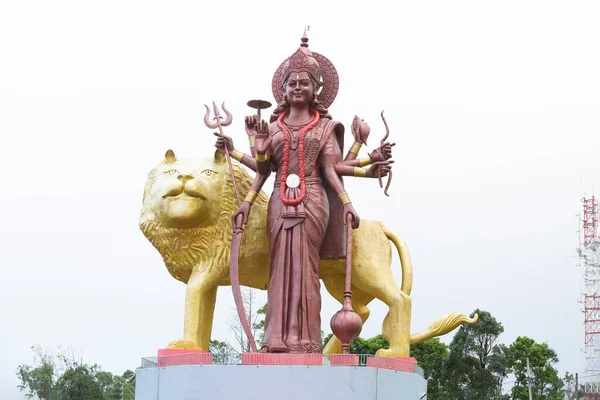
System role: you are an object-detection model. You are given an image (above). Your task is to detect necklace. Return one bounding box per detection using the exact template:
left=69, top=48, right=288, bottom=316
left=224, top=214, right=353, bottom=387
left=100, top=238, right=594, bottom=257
left=277, top=109, right=320, bottom=206
left=284, top=114, right=314, bottom=127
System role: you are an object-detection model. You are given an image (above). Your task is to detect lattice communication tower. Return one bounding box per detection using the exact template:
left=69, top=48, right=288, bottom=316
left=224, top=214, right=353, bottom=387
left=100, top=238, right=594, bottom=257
left=579, top=196, right=600, bottom=398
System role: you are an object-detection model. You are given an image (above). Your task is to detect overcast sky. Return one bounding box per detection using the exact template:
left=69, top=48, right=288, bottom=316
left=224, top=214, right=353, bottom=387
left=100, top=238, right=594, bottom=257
left=1, top=0, right=599, bottom=398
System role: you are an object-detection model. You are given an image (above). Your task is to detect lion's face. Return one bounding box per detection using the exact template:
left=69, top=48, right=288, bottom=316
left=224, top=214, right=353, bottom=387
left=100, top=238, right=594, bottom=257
left=142, top=150, right=228, bottom=229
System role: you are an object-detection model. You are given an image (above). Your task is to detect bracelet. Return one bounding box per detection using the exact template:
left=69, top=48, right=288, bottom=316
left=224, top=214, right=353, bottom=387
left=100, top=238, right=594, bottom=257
left=231, top=150, right=245, bottom=162
left=244, top=190, right=259, bottom=204
left=256, top=153, right=268, bottom=162
left=248, top=135, right=255, bottom=147
left=358, top=156, right=371, bottom=167
left=337, top=192, right=351, bottom=206
left=353, top=167, right=367, bottom=178
left=349, top=142, right=362, bottom=155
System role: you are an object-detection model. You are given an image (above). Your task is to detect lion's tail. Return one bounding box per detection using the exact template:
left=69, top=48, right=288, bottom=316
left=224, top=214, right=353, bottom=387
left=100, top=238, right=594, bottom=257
left=380, top=223, right=477, bottom=344
left=409, top=312, right=479, bottom=345
left=380, top=222, right=413, bottom=296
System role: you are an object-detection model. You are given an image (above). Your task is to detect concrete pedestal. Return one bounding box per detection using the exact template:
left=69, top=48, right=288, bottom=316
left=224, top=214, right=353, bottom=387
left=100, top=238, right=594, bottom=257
left=136, top=364, right=427, bottom=400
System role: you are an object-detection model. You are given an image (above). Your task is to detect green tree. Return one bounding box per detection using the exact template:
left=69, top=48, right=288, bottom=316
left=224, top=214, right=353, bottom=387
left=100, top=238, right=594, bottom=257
left=209, top=339, right=235, bottom=364
left=507, top=336, right=563, bottom=400
left=95, top=371, right=114, bottom=395
left=228, top=289, right=266, bottom=352
left=562, top=372, right=583, bottom=400
left=105, top=375, right=135, bottom=400
left=122, top=369, right=136, bottom=389
left=16, top=346, right=58, bottom=400
left=322, top=333, right=334, bottom=348
left=351, top=334, right=389, bottom=355
left=437, top=309, right=508, bottom=400
left=54, top=363, right=104, bottom=400
left=17, top=346, right=136, bottom=400
left=410, top=338, right=449, bottom=398
left=253, top=303, right=268, bottom=346
left=324, top=333, right=390, bottom=355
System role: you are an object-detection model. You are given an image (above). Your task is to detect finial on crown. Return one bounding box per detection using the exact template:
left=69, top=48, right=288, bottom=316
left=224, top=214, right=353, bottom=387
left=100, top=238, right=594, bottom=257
left=301, top=25, right=310, bottom=48
left=280, top=26, right=321, bottom=87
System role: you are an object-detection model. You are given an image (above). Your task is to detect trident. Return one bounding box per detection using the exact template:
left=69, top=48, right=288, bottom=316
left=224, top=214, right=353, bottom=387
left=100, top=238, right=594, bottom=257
left=203, top=102, right=241, bottom=205
left=203, top=101, right=258, bottom=353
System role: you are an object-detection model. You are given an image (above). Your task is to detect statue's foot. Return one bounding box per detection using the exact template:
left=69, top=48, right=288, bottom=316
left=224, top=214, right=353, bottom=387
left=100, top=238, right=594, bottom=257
left=375, top=347, right=409, bottom=358
left=166, top=340, right=200, bottom=350
left=259, top=345, right=270, bottom=353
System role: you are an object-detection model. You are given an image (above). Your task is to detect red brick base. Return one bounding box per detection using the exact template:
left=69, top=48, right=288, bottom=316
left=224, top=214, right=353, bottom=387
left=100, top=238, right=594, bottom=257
left=242, top=353, right=323, bottom=365
left=157, top=348, right=213, bottom=366
left=329, top=354, right=359, bottom=366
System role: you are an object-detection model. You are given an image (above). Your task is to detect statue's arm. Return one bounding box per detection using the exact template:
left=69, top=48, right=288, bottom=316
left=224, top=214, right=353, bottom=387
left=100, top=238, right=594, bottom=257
left=322, top=165, right=360, bottom=228
left=254, top=121, right=274, bottom=176
left=215, top=133, right=258, bottom=172
left=340, top=141, right=395, bottom=166
left=249, top=169, right=270, bottom=194
left=245, top=116, right=259, bottom=158
left=248, top=135, right=257, bottom=158
left=233, top=169, right=270, bottom=227
left=334, top=161, right=393, bottom=179
left=232, top=150, right=258, bottom=172
left=334, top=163, right=367, bottom=178
left=344, top=141, right=363, bottom=161
left=337, top=155, right=373, bottom=167
left=318, top=129, right=360, bottom=227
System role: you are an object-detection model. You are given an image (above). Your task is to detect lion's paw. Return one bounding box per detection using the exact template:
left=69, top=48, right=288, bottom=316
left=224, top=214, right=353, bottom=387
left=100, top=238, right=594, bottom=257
left=322, top=337, right=342, bottom=355
left=167, top=340, right=200, bottom=350
left=375, top=348, right=408, bottom=358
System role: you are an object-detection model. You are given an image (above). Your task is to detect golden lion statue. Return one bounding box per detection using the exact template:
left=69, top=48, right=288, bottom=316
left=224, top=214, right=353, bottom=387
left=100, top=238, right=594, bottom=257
left=140, top=149, right=477, bottom=357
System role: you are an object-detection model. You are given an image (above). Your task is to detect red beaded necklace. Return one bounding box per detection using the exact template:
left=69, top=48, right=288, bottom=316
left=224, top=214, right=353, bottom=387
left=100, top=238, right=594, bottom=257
left=277, top=109, right=320, bottom=206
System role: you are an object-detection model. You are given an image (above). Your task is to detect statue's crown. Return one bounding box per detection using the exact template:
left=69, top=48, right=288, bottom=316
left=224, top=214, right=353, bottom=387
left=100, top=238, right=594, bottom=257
left=281, top=29, right=321, bottom=87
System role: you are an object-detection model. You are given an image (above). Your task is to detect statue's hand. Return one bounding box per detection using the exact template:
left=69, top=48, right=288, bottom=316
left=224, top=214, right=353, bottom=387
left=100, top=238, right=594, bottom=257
left=254, top=120, right=272, bottom=155
left=214, top=132, right=234, bottom=154
left=245, top=115, right=258, bottom=137
left=369, top=142, right=395, bottom=162
left=366, top=160, right=394, bottom=179
left=232, top=201, right=252, bottom=228
left=343, top=203, right=360, bottom=229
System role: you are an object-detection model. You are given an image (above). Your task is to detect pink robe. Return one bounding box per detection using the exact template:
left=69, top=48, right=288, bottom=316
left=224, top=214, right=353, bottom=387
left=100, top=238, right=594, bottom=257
left=261, top=117, right=343, bottom=353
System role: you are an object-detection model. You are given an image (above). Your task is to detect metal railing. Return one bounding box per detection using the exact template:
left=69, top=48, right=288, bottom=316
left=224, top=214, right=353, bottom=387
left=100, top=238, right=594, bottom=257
left=140, top=353, right=423, bottom=377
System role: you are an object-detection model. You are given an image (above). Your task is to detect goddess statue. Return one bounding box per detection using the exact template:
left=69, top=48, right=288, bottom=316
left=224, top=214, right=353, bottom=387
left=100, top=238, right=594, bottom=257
left=218, top=32, right=393, bottom=353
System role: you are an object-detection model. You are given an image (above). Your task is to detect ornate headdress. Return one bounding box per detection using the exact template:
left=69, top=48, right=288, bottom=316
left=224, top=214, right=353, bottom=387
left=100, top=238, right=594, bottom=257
left=271, top=28, right=340, bottom=109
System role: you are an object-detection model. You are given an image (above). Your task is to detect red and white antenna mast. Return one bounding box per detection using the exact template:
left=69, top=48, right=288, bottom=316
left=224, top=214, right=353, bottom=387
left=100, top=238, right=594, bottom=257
left=580, top=195, right=600, bottom=398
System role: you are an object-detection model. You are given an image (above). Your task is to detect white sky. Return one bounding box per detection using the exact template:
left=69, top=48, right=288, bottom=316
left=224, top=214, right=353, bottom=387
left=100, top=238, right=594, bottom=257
left=1, top=0, right=599, bottom=398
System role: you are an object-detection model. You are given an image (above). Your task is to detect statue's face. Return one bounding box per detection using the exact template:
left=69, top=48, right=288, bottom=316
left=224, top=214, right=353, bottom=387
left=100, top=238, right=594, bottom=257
left=285, top=71, right=314, bottom=107
left=145, top=154, right=226, bottom=229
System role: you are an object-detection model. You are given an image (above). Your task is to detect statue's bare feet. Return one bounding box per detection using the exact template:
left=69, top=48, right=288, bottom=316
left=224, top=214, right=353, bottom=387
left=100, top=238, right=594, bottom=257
left=167, top=340, right=200, bottom=350
left=259, top=345, right=270, bottom=353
